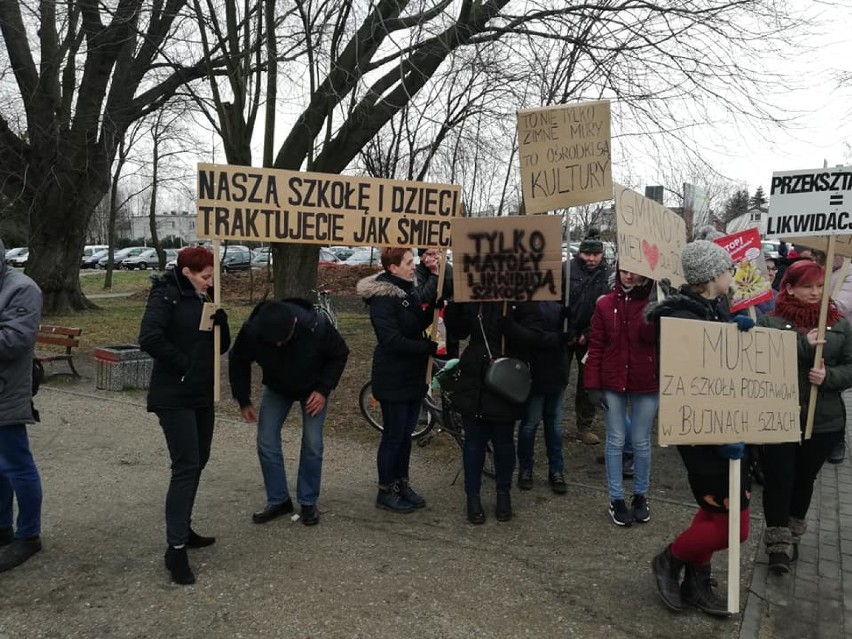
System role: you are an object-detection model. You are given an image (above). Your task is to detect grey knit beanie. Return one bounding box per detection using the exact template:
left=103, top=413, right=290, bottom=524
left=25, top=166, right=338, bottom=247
left=681, top=240, right=733, bottom=285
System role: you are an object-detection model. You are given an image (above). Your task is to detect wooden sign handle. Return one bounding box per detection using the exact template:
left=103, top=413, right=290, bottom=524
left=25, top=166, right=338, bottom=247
left=727, top=458, right=742, bottom=614
left=213, top=239, right=221, bottom=403
left=425, top=250, right=449, bottom=384
left=804, top=235, right=836, bottom=439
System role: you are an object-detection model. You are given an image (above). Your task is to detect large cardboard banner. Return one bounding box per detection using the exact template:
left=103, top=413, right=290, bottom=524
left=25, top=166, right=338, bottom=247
left=714, top=229, right=773, bottom=312
left=452, top=216, right=563, bottom=302
left=196, top=163, right=461, bottom=247
left=614, top=185, right=686, bottom=286
left=658, top=318, right=801, bottom=445
left=517, top=101, right=612, bottom=214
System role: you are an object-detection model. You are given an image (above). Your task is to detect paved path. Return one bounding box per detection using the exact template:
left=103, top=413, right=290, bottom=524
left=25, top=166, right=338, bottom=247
left=741, top=432, right=852, bottom=639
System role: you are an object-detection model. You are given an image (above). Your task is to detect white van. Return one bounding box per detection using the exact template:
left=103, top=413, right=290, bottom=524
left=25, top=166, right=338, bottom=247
left=82, top=244, right=109, bottom=258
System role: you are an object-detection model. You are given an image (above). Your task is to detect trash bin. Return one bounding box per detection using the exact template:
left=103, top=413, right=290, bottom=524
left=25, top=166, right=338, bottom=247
left=94, top=344, right=153, bottom=391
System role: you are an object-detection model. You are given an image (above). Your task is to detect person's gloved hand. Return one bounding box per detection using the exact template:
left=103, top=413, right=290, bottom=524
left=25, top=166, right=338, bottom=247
left=211, top=308, right=228, bottom=327
left=559, top=332, right=575, bottom=347
left=732, top=315, right=755, bottom=332
left=428, top=340, right=440, bottom=356
left=587, top=389, right=606, bottom=409
left=716, top=442, right=746, bottom=460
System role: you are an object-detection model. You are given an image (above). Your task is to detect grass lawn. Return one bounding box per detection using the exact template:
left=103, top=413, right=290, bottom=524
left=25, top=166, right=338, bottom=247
left=79, top=270, right=155, bottom=295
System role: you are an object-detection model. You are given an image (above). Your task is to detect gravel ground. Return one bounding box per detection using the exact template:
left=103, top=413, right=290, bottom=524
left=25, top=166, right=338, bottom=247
left=0, top=367, right=763, bottom=639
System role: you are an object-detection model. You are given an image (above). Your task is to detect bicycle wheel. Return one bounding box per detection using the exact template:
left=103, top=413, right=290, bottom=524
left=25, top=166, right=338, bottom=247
left=358, top=381, right=435, bottom=438
left=323, top=298, right=337, bottom=328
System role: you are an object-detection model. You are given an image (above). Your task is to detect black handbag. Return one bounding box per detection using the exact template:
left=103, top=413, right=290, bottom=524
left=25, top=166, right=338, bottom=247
left=477, top=311, right=531, bottom=404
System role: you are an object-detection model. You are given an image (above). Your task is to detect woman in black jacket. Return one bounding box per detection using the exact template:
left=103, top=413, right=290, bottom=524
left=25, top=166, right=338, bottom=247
left=357, top=248, right=437, bottom=514
left=139, top=247, right=231, bottom=585
left=444, top=301, right=528, bottom=524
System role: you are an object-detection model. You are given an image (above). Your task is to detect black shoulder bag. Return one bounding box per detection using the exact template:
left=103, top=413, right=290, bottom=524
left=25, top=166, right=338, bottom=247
left=477, top=309, right=531, bottom=404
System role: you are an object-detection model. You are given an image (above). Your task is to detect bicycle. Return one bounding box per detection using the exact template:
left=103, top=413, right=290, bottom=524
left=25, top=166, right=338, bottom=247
left=358, top=359, right=495, bottom=478
left=313, top=284, right=336, bottom=327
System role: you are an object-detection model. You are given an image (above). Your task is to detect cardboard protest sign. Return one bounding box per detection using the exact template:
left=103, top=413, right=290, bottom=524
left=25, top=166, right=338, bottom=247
left=452, top=216, right=563, bottom=302
left=658, top=318, right=801, bottom=445
left=517, top=101, right=612, bottom=214
left=196, top=163, right=461, bottom=247
left=714, top=229, right=773, bottom=312
left=614, top=185, right=686, bottom=286
left=766, top=166, right=852, bottom=241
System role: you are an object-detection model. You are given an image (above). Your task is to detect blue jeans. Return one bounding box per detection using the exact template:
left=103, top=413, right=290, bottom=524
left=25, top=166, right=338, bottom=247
left=257, top=386, right=326, bottom=507
left=602, top=391, right=657, bottom=500
left=377, top=400, right=421, bottom=487
left=0, top=425, right=43, bottom=538
left=463, top=417, right=515, bottom=495
left=517, top=389, right=565, bottom=474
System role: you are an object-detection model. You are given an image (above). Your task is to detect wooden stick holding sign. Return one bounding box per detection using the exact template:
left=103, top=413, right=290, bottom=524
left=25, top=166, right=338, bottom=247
left=213, top=239, right=222, bottom=402
left=727, top=458, right=742, bottom=613
left=425, top=249, right=449, bottom=383
left=805, top=234, right=837, bottom=439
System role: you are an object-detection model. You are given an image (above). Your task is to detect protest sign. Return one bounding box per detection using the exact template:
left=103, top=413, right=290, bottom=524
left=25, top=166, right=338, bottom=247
left=766, top=166, right=852, bottom=240
left=714, top=229, right=773, bottom=312
left=452, top=216, right=563, bottom=302
left=658, top=318, right=800, bottom=445
left=614, top=185, right=686, bottom=286
left=196, top=163, right=461, bottom=247
left=517, top=101, right=612, bottom=214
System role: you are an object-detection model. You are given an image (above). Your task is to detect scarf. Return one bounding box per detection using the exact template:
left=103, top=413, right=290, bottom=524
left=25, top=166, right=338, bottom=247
left=772, top=293, right=843, bottom=333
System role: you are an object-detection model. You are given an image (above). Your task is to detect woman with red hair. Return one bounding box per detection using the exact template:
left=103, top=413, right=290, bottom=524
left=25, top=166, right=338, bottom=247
left=758, top=259, right=852, bottom=574
left=139, top=246, right=231, bottom=585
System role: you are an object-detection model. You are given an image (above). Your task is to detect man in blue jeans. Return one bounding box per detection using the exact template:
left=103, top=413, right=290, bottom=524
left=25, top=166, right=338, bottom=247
left=0, top=239, right=44, bottom=572
left=229, top=299, right=348, bottom=526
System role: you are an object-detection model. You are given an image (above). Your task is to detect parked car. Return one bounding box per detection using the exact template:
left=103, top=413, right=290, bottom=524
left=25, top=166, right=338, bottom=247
left=6, top=248, right=29, bottom=267
left=4, top=247, right=28, bottom=266
left=327, top=246, right=355, bottom=261
left=762, top=240, right=781, bottom=259
left=97, top=246, right=147, bottom=269
left=82, top=244, right=109, bottom=259
left=82, top=249, right=109, bottom=269
left=341, top=247, right=381, bottom=266
left=121, top=248, right=177, bottom=270
left=318, top=248, right=340, bottom=266
left=221, top=249, right=253, bottom=273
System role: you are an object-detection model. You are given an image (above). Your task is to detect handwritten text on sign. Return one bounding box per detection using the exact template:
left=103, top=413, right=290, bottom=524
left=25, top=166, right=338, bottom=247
left=517, top=101, right=612, bottom=214
left=196, top=163, right=461, bottom=247
left=658, top=318, right=800, bottom=445
left=615, top=185, right=686, bottom=286
left=452, top=216, right=563, bottom=302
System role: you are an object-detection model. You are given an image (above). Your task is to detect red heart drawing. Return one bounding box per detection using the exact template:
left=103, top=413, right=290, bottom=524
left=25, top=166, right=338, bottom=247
left=642, top=240, right=659, bottom=271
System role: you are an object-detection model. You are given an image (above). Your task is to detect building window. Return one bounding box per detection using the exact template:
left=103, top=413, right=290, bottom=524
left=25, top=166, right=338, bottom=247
left=751, top=212, right=762, bottom=222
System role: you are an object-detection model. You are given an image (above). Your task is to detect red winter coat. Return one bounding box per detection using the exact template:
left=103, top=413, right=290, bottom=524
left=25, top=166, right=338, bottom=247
left=584, top=283, right=658, bottom=393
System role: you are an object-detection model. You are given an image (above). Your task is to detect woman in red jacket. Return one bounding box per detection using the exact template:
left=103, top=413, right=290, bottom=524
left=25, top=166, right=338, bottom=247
left=585, top=268, right=658, bottom=526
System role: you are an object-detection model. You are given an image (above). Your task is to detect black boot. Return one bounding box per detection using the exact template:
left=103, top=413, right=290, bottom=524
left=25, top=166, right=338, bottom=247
left=651, top=545, right=685, bottom=611
left=187, top=528, right=216, bottom=549
left=0, top=527, right=13, bottom=547
left=0, top=537, right=42, bottom=573
left=164, top=545, right=196, bottom=585
left=495, top=492, right=512, bottom=522
left=398, top=479, right=426, bottom=509
left=828, top=440, right=845, bottom=464
left=765, top=526, right=792, bottom=576
left=681, top=563, right=730, bottom=617
left=376, top=482, right=415, bottom=514
left=466, top=494, right=485, bottom=525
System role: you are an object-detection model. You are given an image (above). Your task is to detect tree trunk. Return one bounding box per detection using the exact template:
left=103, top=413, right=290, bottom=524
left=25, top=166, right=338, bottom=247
left=272, top=244, right=318, bottom=300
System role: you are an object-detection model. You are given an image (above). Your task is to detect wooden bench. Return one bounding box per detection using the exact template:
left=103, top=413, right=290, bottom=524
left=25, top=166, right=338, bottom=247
left=36, top=325, right=82, bottom=377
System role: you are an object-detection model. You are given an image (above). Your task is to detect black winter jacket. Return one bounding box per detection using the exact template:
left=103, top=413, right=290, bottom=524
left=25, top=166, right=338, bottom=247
left=443, top=301, right=529, bottom=422
left=504, top=301, right=568, bottom=394
left=645, top=287, right=750, bottom=513
left=139, top=271, right=231, bottom=411
left=228, top=299, right=349, bottom=406
left=357, top=272, right=434, bottom=403
left=566, top=258, right=612, bottom=340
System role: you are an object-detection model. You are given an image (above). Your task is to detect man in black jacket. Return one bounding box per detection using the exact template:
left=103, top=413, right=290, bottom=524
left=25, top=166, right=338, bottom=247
left=229, top=299, right=349, bottom=526
left=566, top=233, right=612, bottom=445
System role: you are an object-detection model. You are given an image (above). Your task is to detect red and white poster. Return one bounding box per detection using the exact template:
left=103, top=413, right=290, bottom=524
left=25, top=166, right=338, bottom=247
left=714, top=228, right=773, bottom=312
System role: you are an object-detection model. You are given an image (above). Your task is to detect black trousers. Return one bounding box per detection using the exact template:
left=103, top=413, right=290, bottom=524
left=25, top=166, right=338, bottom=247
left=761, top=429, right=843, bottom=528
left=569, top=345, right=595, bottom=431
left=157, top=407, right=215, bottom=546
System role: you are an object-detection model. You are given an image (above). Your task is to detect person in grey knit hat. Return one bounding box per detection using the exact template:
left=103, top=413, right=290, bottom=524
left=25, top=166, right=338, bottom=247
left=681, top=240, right=733, bottom=286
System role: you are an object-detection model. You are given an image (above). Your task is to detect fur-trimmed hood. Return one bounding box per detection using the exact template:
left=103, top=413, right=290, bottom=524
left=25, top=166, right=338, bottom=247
left=644, top=289, right=718, bottom=324
left=356, top=272, right=410, bottom=301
